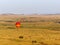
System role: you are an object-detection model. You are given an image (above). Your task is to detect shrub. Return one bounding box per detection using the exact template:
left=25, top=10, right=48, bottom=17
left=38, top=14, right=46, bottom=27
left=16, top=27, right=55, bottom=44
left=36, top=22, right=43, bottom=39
left=19, top=36, right=24, bottom=39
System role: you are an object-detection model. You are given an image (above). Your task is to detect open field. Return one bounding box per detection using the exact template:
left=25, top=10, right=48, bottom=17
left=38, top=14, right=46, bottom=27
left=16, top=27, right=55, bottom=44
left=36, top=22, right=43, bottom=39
left=0, top=14, right=60, bottom=45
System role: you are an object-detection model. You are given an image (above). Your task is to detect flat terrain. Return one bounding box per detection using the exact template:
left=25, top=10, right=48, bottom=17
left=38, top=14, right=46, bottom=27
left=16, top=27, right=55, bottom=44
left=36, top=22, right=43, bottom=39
left=0, top=14, right=60, bottom=45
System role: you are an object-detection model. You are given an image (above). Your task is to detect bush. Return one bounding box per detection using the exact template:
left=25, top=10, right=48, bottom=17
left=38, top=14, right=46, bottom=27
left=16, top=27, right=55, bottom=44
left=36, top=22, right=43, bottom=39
left=19, top=36, right=24, bottom=39
left=32, top=40, right=37, bottom=43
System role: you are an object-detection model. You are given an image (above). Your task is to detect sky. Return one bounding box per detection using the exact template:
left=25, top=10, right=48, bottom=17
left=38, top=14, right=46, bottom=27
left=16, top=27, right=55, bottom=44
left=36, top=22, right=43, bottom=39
left=0, top=0, right=60, bottom=14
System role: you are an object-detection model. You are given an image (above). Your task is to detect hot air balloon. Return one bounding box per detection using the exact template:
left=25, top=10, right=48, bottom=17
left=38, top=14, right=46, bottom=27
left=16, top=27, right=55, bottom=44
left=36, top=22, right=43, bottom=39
left=15, top=22, right=21, bottom=30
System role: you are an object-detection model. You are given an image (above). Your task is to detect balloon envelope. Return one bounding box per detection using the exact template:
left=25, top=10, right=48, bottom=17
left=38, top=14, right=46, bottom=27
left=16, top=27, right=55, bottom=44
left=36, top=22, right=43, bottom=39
left=16, top=22, right=21, bottom=28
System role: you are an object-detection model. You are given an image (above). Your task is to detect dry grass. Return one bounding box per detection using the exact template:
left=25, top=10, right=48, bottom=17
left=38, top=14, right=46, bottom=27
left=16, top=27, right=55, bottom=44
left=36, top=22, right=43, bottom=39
left=0, top=14, right=60, bottom=45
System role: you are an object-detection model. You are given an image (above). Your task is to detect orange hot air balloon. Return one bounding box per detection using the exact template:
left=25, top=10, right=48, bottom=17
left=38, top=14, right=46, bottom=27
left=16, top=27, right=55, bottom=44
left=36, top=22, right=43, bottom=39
left=16, top=22, right=21, bottom=28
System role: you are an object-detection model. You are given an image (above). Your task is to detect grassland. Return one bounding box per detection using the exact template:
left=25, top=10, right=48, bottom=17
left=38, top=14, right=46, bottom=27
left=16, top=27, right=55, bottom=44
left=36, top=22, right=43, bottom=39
left=0, top=14, right=60, bottom=45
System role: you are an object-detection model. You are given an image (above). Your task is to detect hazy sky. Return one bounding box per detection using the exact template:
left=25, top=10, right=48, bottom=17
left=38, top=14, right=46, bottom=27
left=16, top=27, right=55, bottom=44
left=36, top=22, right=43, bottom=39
left=0, top=0, right=60, bottom=14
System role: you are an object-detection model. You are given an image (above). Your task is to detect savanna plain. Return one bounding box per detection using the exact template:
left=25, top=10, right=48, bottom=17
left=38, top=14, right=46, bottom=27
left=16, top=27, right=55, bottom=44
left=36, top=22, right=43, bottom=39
left=0, top=14, right=60, bottom=45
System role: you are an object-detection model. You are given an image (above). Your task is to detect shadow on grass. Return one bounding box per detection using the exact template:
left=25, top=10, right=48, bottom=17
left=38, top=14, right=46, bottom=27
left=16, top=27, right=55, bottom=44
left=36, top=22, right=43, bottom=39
left=39, top=42, right=48, bottom=45
left=0, top=37, right=21, bottom=42
left=7, top=27, right=16, bottom=29
left=8, top=38, right=22, bottom=42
